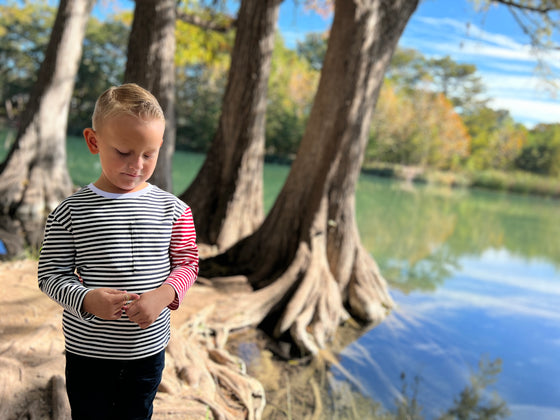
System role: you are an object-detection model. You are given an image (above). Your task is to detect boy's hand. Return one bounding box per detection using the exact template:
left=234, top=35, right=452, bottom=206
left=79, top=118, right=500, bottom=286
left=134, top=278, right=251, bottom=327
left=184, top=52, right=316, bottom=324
left=124, top=284, right=176, bottom=329
left=82, top=288, right=139, bottom=320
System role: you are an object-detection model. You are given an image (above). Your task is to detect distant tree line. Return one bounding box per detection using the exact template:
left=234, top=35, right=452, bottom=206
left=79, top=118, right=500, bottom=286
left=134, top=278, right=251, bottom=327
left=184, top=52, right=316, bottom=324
left=1, top=2, right=559, bottom=176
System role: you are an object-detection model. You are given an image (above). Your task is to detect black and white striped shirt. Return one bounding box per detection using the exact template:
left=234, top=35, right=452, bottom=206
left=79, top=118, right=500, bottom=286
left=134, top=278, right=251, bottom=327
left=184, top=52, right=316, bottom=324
left=38, top=183, right=198, bottom=360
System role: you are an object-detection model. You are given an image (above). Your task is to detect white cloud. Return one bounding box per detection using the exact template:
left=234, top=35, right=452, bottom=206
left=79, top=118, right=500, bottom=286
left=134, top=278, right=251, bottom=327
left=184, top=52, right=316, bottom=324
left=508, top=404, right=560, bottom=420
left=404, top=289, right=560, bottom=321
left=490, top=97, right=560, bottom=126
left=459, top=265, right=560, bottom=297
left=399, top=16, right=560, bottom=125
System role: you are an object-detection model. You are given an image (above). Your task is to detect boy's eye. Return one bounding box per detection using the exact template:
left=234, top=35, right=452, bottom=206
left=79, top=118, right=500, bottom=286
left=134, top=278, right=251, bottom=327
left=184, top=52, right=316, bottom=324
left=116, top=149, right=130, bottom=156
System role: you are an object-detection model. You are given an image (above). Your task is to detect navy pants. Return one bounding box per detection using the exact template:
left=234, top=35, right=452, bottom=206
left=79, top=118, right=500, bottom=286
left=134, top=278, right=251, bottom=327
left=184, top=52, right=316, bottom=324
left=65, top=349, right=165, bottom=420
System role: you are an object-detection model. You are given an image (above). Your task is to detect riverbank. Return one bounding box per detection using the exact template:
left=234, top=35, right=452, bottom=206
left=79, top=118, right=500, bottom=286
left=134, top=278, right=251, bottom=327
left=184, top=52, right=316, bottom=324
left=362, top=162, right=560, bottom=199
left=0, top=259, right=391, bottom=419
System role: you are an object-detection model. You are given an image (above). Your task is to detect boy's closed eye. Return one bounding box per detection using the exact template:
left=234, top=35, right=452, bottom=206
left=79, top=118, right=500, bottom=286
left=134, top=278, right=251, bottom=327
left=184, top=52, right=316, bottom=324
left=115, top=148, right=157, bottom=159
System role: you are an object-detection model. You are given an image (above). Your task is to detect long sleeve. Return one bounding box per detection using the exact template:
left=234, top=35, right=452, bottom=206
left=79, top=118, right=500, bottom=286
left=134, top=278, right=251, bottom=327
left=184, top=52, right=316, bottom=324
left=165, top=206, right=199, bottom=310
left=38, top=213, right=92, bottom=320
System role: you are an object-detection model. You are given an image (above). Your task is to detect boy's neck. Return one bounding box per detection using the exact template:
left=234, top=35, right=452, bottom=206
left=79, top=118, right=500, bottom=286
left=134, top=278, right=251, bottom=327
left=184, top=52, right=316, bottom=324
left=89, top=182, right=152, bottom=198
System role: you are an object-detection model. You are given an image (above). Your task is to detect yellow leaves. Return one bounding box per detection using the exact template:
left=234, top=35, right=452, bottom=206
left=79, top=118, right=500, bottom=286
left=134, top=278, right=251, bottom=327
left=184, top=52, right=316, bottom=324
left=175, top=20, right=232, bottom=67
left=175, top=6, right=234, bottom=68
left=369, top=83, right=471, bottom=170
left=0, top=1, right=54, bottom=32
left=268, top=39, right=319, bottom=115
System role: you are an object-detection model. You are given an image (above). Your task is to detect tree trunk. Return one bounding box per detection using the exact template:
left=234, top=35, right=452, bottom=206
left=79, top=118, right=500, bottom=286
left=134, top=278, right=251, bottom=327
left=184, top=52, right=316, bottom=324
left=124, top=0, right=176, bottom=192
left=0, top=0, right=95, bottom=218
left=180, top=0, right=282, bottom=251
left=202, top=0, right=419, bottom=356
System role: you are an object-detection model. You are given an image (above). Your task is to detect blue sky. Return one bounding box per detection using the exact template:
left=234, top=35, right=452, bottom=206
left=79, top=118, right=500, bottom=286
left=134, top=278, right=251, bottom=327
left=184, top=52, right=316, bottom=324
left=90, top=0, right=560, bottom=127
left=276, top=0, right=560, bottom=128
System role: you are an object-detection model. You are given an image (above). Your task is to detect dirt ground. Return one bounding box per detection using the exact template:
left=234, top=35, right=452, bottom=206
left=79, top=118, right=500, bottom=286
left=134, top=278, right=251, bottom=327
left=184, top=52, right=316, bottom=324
left=0, top=259, right=266, bottom=420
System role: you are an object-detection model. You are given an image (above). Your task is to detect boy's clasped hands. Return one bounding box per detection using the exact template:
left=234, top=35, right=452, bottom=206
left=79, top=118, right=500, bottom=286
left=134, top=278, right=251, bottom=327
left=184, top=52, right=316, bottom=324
left=82, top=284, right=176, bottom=329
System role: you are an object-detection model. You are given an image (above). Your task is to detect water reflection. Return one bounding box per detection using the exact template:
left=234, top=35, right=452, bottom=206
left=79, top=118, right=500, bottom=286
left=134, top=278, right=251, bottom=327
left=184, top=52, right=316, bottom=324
left=342, top=239, right=559, bottom=417
left=341, top=177, right=560, bottom=419
left=356, top=177, right=560, bottom=294
left=232, top=324, right=511, bottom=420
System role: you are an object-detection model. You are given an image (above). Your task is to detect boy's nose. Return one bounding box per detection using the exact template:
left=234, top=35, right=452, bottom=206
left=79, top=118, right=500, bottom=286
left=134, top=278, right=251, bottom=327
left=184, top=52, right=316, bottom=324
left=129, top=155, right=143, bottom=170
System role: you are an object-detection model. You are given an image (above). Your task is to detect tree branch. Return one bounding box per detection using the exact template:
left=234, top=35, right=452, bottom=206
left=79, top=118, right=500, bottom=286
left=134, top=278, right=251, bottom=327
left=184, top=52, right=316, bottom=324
left=490, top=0, right=560, bottom=14
left=176, top=10, right=236, bottom=33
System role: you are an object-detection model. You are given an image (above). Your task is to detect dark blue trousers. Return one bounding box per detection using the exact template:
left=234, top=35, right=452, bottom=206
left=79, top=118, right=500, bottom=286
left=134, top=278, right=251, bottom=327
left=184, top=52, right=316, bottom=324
left=65, top=349, right=165, bottom=420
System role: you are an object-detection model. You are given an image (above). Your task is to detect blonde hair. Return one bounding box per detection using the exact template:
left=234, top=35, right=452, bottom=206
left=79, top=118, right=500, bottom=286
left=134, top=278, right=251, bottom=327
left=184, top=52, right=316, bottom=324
left=91, top=83, right=164, bottom=131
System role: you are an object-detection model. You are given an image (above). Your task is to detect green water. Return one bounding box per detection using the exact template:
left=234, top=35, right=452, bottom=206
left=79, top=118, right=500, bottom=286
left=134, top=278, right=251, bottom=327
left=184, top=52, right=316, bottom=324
left=354, top=177, right=560, bottom=292
left=348, top=177, right=560, bottom=419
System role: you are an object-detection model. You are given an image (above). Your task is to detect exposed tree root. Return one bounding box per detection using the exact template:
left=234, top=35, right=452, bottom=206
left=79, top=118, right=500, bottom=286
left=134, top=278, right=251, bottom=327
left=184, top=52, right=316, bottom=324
left=157, top=307, right=265, bottom=419
left=347, top=245, right=395, bottom=324
left=0, top=261, right=266, bottom=420
left=203, top=234, right=393, bottom=356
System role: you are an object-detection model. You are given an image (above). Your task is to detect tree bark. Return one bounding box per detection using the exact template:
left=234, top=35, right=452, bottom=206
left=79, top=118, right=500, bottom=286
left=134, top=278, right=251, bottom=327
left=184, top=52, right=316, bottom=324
left=0, top=0, right=95, bottom=218
left=180, top=0, right=282, bottom=251
left=124, top=0, right=176, bottom=192
left=202, top=0, right=419, bottom=356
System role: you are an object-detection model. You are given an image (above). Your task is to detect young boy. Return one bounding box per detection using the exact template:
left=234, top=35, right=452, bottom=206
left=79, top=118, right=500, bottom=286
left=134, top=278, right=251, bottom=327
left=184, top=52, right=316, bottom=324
left=38, top=83, right=199, bottom=420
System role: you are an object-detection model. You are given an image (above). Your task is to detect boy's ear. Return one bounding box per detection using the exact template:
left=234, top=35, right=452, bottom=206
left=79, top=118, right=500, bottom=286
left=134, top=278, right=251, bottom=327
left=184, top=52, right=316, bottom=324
left=83, top=128, right=99, bottom=154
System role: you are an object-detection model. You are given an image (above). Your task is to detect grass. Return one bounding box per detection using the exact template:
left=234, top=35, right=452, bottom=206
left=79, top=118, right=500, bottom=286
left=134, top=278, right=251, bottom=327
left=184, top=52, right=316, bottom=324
left=363, top=161, right=560, bottom=199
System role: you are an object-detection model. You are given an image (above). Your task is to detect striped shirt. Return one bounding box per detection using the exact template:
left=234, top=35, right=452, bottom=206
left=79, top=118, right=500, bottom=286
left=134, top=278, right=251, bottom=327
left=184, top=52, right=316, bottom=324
left=38, top=183, right=199, bottom=360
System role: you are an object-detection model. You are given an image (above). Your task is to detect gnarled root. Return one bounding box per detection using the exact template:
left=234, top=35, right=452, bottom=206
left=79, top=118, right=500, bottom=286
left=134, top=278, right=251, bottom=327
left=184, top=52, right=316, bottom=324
left=347, top=245, right=394, bottom=324
left=278, top=250, right=348, bottom=355
left=157, top=307, right=265, bottom=420
left=204, top=238, right=393, bottom=357
left=205, top=240, right=352, bottom=356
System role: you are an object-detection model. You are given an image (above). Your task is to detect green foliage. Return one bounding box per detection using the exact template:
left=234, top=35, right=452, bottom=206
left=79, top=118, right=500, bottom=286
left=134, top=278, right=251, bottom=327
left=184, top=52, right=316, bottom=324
left=367, top=82, right=471, bottom=170
left=70, top=14, right=130, bottom=134
left=387, top=49, right=488, bottom=113
left=386, top=48, right=430, bottom=91
left=172, top=3, right=233, bottom=152
left=463, top=107, right=527, bottom=171
left=0, top=1, right=54, bottom=123
left=175, top=2, right=233, bottom=68
left=425, top=55, right=487, bottom=112
left=266, top=36, right=319, bottom=160
left=176, top=65, right=226, bottom=152
left=469, top=168, right=560, bottom=196
left=296, top=32, right=327, bottom=71
left=516, top=123, right=560, bottom=175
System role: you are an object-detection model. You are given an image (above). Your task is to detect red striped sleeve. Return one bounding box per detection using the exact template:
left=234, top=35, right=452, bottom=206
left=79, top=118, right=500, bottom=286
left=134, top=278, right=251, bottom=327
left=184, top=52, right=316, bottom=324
left=165, top=207, right=199, bottom=310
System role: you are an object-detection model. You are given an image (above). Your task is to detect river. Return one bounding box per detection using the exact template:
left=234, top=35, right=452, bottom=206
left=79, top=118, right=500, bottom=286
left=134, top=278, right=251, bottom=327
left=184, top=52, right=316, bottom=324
left=337, top=176, right=560, bottom=419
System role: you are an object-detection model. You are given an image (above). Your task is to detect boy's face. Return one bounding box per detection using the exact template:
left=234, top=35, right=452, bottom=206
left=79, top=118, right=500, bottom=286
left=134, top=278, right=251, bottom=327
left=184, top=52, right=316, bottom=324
left=83, top=114, right=165, bottom=194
